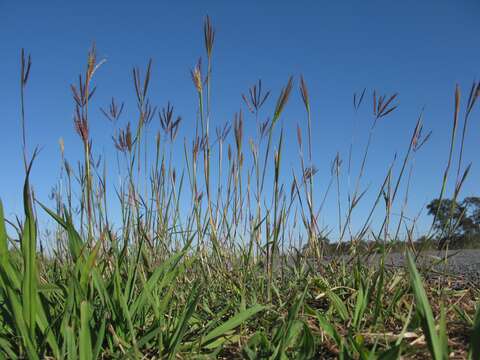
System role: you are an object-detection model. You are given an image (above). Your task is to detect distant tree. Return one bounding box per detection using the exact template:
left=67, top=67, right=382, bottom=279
left=463, top=197, right=480, bottom=234
left=426, top=196, right=480, bottom=248
left=426, top=198, right=465, bottom=236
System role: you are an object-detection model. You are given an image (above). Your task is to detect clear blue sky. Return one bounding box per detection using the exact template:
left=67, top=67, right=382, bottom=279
left=1, top=1, right=479, bottom=237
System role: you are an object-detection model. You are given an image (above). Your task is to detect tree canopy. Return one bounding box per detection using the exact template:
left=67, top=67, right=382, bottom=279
left=426, top=196, right=480, bottom=248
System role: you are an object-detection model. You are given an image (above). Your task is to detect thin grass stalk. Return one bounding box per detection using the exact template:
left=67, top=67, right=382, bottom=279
left=424, top=86, right=461, bottom=249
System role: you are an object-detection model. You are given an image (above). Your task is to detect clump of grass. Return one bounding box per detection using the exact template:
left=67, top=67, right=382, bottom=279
left=0, top=17, right=479, bottom=359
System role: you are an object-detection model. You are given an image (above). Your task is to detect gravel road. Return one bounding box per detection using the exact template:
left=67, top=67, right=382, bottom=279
left=381, top=250, right=480, bottom=286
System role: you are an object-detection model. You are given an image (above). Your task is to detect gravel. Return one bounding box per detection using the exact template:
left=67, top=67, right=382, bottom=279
left=292, top=249, right=480, bottom=287
left=379, top=249, right=480, bottom=286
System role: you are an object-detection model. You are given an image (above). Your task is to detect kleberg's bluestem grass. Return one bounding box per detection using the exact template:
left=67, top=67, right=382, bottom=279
left=0, top=17, right=479, bottom=359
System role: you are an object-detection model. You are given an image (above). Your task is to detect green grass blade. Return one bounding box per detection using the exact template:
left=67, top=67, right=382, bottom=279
left=201, top=304, right=265, bottom=347
left=469, top=301, right=480, bottom=360
left=167, top=281, right=201, bottom=359
left=64, top=326, right=78, bottom=360
left=0, top=200, right=21, bottom=289
left=79, top=301, right=92, bottom=360
left=37, top=202, right=83, bottom=261
left=21, top=165, right=38, bottom=342
left=315, top=310, right=342, bottom=347
left=326, top=288, right=349, bottom=322
left=0, top=336, right=19, bottom=359
left=406, top=252, right=447, bottom=360
left=92, top=315, right=106, bottom=360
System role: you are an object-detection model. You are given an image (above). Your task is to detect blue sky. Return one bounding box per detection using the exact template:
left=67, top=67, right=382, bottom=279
left=0, top=1, right=479, bottom=238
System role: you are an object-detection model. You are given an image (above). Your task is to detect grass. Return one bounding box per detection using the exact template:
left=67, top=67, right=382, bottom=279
left=0, top=17, right=479, bottom=359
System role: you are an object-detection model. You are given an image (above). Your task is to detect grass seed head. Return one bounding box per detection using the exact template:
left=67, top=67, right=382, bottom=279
left=20, top=48, right=32, bottom=87
left=100, top=98, right=124, bottom=123
left=159, top=102, right=182, bottom=141
left=373, top=90, right=398, bottom=119
left=113, top=122, right=133, bottom=153
left=299, top=75, right=310, bottom=111
left=73, top=105, right=89, bottom=144
left=243, top=79, right=270, bottom=115
left=273, top=76, right=294, bottom=123
left=191, top=58, right=203, bottom=94
left=353, top=88, right=366, bottom=111
left=204, top=15, right=215, bottom=58
left=451, top=84, right=461, bottom=136
left=296, top=123, right=302, bottom=147
left=58, top=137, right=64, bottom=157
left=234, top=111, right=244, bottom=153
left=303, top=166, right=318, bottom=182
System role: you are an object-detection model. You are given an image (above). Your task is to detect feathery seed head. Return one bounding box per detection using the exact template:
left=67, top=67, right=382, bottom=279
left=191, top=58, right=203, bottom=94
